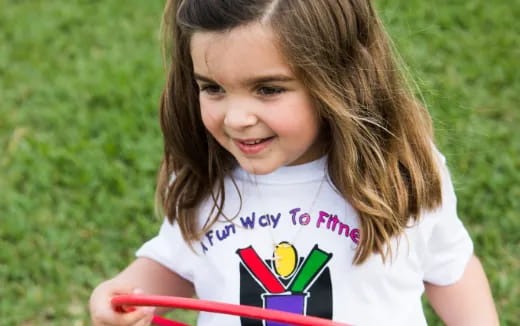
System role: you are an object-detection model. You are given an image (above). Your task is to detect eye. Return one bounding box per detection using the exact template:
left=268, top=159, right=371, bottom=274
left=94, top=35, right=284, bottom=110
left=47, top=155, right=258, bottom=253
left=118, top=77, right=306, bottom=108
left=199, top=84, right=225, bottom=95
left=257, top=86, right=285, bottom=96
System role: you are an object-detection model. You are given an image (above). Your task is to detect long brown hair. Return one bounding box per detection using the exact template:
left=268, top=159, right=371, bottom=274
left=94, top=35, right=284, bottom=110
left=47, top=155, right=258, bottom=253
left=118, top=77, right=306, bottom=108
left=157, top=0, right=442, bottom=264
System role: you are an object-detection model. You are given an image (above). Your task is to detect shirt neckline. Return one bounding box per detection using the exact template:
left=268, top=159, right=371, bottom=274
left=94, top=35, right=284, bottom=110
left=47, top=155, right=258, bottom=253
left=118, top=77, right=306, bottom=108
left=232, top=156, right=327, bottom=184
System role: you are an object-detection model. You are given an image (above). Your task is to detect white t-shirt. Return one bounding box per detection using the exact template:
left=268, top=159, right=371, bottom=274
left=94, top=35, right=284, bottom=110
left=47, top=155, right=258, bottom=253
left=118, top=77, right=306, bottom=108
left=137, top=153, right=473, bottom=326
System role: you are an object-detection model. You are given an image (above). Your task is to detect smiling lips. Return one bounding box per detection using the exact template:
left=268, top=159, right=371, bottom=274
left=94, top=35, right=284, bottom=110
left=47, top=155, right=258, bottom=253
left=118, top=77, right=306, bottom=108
left=234, top=137, right=275, bottom=155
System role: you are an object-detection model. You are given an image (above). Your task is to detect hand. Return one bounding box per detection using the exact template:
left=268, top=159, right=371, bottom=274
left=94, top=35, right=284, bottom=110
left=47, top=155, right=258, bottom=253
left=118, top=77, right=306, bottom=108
left=90, top=280, right=156, bottom=326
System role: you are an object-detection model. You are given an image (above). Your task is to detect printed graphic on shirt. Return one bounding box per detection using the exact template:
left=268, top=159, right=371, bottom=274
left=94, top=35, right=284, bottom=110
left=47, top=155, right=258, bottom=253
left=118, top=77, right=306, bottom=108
left=237, top=243, right=333, bottom=326
left=200, top=208, right=360, bottom=254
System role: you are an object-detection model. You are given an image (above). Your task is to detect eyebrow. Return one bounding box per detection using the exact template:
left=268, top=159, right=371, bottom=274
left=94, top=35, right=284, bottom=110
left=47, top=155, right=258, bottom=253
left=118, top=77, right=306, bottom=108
left=193, top=73, right=295, bottom=86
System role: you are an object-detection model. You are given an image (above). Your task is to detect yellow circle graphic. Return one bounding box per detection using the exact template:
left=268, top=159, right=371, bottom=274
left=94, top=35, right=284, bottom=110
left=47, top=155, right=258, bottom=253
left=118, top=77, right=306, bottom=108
left=273, top=242, right=297, bottom=278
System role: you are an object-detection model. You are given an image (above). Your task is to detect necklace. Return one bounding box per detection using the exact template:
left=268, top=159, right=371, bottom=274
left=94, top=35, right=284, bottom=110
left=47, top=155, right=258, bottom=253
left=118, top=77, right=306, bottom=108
left=246, top=160, right=327, bottom=272
left=270, top=175, right=326, bottom=279
left=270, top=175, right=326, bottom=247
left=235, top=160, right=328, bottom=285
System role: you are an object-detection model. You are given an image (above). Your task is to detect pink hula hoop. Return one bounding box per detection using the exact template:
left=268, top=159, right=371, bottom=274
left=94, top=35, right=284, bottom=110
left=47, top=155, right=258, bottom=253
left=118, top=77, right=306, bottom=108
left=112, top=295, right=350, bottom=326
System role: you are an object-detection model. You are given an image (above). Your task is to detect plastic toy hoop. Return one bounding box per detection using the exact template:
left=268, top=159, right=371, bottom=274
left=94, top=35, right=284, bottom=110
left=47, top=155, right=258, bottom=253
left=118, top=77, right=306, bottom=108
left=112, top=295, right=350, bottom=326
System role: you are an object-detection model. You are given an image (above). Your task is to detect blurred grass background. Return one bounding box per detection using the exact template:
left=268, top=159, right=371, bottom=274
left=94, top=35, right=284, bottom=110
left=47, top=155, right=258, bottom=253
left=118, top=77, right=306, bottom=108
left=1, top=0, right=518, bottom=325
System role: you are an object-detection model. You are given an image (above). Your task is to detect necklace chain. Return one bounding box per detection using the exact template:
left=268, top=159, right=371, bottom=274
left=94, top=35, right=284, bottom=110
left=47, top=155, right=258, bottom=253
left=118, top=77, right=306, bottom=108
left=275, top=176, right=325, bottom=248
left=251, top=172, right=326, bottom=251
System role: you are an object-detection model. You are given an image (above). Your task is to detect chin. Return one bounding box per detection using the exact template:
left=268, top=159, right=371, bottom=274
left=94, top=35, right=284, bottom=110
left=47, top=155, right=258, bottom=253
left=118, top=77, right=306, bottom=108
left=239, top=160, right=280, bottom=175
left=243, top=165, right=276, bottom=175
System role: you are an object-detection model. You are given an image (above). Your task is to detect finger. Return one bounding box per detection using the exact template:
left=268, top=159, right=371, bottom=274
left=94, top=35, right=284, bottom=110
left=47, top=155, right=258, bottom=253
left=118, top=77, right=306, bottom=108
left=116, top=306, right=155, bottom=325
left=113, top=288, right=145, bottom=313
left=135, top=308, right=156, bottom=326
left=92, top=301, right=128, bottom=325
left=133, top=288, right=144, bottom=295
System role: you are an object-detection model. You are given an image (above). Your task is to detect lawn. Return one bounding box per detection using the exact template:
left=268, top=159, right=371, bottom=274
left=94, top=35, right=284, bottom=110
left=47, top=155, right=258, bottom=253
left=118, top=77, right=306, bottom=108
left=1, top=0, right=518, bottom=325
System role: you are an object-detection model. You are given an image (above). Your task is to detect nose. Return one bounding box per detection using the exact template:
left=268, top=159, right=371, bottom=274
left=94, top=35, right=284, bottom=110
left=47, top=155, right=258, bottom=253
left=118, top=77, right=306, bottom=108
left=223, top=98, right=258, bottom=129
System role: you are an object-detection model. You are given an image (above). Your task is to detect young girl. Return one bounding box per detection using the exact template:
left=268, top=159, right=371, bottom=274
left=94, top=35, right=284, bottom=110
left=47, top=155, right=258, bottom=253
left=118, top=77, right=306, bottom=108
left=90, top=0, right=498, bottom=325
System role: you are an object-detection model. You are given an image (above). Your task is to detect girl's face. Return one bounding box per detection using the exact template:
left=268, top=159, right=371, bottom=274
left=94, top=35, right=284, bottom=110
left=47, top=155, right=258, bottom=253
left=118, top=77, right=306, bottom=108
left=191, top=22, right=322, bottom=175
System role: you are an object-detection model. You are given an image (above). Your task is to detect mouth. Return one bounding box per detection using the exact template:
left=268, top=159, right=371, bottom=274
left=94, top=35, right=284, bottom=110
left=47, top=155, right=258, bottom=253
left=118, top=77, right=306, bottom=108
left=234, top=136, right=275, bottom=155
left=240, top=137, right=274, bottom=145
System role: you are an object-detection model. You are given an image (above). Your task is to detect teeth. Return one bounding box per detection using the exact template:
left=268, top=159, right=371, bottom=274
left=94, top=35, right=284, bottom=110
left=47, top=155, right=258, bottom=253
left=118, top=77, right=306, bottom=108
left=243, top=139, right=263, bottom=145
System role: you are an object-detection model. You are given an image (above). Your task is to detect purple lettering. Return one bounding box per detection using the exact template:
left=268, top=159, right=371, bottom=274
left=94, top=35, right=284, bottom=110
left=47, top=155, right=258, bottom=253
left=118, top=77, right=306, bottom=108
left=226, top=224, right=236, bottom=234
left=205, top=230, right=214, bottom=246
left=216, top=228, right=230, bottom=241
left=327, top=215, right=339, bottom=231
left=350, top=228, right=360, bottom=244
left=338, top=222, right=350, bottom=237
left=289, top=208, right=301, bottom=225
left=270, top=213, right=281, bottom=228
left=299, top=213, right=311, bottom=225
left=201, top=241, right=208, bottom=254
left=259, top=214, right=269, bottom=227
left=240, top=213, right=256, bottom=229
left=317, top=211, right=329, bottom=228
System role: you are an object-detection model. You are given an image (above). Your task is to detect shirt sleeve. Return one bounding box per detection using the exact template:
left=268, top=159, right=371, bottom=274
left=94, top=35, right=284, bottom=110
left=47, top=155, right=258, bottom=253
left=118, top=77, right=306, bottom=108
left=421, top=149, right=474, bottom=286
left=136, top=218, right=196, bottom=283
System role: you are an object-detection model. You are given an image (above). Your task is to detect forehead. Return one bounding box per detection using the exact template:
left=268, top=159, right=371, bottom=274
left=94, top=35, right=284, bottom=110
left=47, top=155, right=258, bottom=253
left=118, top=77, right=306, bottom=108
left=190, top=23, right=293, bottom=83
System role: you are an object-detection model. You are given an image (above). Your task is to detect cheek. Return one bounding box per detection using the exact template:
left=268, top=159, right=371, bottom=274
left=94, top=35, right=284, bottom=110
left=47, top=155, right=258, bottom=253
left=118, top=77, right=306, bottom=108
left=200, top=101, right=222, bottom=134
left=294, top=96, right=320, bottom=131
left=273, top=96, right=319, bottom=134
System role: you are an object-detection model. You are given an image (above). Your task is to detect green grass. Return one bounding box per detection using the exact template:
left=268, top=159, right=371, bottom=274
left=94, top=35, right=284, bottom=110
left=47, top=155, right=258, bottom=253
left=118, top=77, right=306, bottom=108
left=1, top=0, right=518, bottom=325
